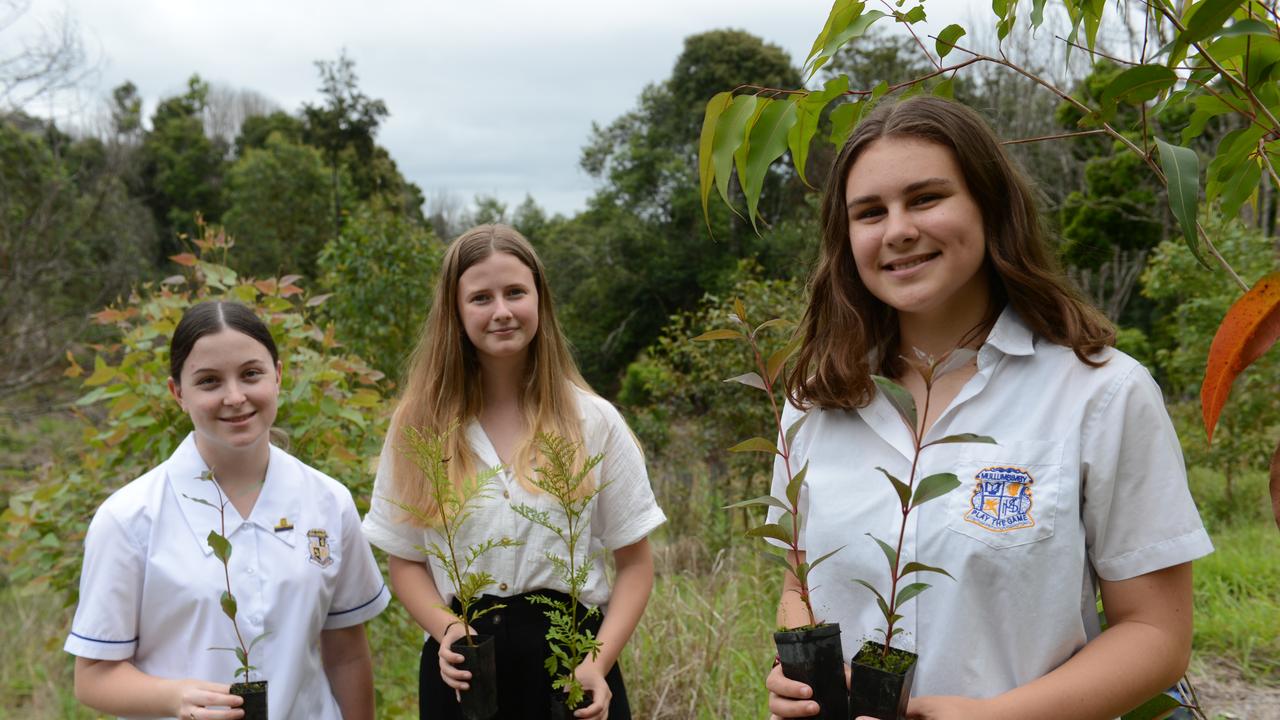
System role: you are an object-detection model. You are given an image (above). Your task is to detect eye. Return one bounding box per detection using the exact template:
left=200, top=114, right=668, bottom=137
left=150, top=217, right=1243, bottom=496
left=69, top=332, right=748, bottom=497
left=243, top=368, right=265, bottom=380
left=854, top=206, right=885, bottom=221
left=912, top=193, right=943, bottom=206
left=471, top=293, right=491, bottom=304
left=507, top=288, right=527, bottom=298
left=195, top=376, right=218, bottom=387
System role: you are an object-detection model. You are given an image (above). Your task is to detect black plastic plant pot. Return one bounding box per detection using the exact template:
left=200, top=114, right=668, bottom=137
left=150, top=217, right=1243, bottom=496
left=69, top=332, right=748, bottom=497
left=230, top=680, right=268, bottom=720
left=848, top=641, right=917, bottom=720
left=774, top=622, right=849, bottom=720
left=548, top=688, right=593, bottom=720
left=454, top=634, right=499, bottom=720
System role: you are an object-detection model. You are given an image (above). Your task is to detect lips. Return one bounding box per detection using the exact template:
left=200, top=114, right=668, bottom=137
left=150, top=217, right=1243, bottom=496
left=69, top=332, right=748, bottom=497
left=220, top=411, right=256, bottom=424
left=883, top=252, right=940, bottom=271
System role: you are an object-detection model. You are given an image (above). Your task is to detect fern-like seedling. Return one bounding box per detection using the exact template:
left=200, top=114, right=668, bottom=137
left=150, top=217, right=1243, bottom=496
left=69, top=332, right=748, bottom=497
left=387, top=425, right=522, bottom=646
left=510, top=433, right=606, bottom=709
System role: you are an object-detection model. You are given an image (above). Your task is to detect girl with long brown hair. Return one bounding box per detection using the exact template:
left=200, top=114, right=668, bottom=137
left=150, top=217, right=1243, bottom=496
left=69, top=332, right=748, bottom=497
left=362, top=225, right=664, bottom=720
left=765, top=97, right=1211, bottom=719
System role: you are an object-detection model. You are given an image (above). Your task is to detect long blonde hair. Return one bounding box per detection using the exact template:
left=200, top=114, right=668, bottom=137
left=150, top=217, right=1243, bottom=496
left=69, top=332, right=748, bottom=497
left=388, top=224, right=594, bottom=524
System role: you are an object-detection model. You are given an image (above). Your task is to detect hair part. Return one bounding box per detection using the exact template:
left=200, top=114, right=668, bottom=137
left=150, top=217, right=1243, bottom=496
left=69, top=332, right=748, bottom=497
left=169, top=301, right=280, bottom=381
left=388, top=224, right=595, bottom=524
left=787, top=96, right=1114, bottom=411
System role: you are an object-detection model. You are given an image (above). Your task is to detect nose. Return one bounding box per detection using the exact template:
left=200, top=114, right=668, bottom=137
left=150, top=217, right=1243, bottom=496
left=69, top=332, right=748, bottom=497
left=882, top=204, right=918, bottom=247
left=492, top=297, right=513, bottom=321
left=223, top=380, right=247, bottom=406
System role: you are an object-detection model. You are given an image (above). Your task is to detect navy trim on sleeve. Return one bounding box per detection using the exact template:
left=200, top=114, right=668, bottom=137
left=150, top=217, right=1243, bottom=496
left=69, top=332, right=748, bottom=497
left=328, top=584, right=387, bottom=616
left=69, top=631, right=139, bottom=644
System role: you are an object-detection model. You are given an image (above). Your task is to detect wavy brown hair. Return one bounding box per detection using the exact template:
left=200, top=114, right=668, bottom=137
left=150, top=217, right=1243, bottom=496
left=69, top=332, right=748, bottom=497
left=387, top=224, right=593, bottom=524
left=787, top=96, right=1114, bottom=411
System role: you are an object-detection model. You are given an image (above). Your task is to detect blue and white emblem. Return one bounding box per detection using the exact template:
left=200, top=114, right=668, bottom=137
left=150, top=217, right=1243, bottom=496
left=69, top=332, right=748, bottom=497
left=964, top=466, right=1035, bottom=532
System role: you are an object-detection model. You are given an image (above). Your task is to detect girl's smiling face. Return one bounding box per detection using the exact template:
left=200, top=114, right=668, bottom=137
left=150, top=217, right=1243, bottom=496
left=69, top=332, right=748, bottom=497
left=844, top=136, right=990, bottom=323
left=457, top=251, right=540, bottom=366
left=168, top=328, right=281, bottom=454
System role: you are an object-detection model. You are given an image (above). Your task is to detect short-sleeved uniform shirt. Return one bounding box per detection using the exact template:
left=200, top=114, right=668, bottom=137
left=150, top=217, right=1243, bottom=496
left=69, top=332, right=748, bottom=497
left=767, top=308, right=1213, bottom=699
left=65, top=433, right=390, bottom=720
left=362, top=387, right=666, bottom=608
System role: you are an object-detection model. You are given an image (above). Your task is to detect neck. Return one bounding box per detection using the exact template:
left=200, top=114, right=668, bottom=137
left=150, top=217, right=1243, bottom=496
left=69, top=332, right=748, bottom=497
left=897, top=300, right=993, bottom=362
left=479, top=353, right=527, bottom=409
left=193, top=434, right=270, bottom=491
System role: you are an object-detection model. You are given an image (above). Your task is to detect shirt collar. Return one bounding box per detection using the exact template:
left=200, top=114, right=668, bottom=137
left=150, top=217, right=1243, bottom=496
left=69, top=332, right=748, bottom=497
left=167, top=434, right=303, bottom=555
left=982, top=306, right=1036, bottom=358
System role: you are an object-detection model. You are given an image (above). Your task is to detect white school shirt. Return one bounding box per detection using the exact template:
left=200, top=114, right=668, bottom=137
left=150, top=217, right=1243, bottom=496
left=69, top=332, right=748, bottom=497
left=65, top=433, right=391, bottom=720
left=767, top=308, right=1213, bottom=700
left=362, top=388, right=666, bottom=608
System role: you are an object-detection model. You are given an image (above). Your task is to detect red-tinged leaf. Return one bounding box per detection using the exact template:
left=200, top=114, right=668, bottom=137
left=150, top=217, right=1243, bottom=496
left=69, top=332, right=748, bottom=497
left=305, top=293, right=333, bottom=307
left=90, top=308, right=124, bottom=324
left=254, top=279, right=278, bottom=295
left=693, top=328, right=744, bottom=342
left=1202, top=271, right=1280, bottom=443
left=64, top=351, right=83, bottom=378
left=170, top=253, right=198, bottom=267
left=279, top=274, right=302, bottom=286
left=745, top=522, right=793, bottom=545
left=279, top=284, right=303, bottom=297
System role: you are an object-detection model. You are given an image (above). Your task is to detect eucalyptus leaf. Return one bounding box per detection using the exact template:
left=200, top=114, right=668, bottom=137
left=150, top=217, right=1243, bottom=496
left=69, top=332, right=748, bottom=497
left=911, top=472, right=962, bottom=508
left=895, top=581, right=931, bottom=606
left=786, top=462, right=808, bottom=508
left=1154, top=138, right=1208, bottom=269
left=724, top=494, right=791, bottom=511
left=728, top=437, right=781, bottom=455
left=876, top=466, right=911, bottom=508
left=900, top=561, right=954, bottom=580
left=873, top=375, right=917, bottom=430
left=867, top=533, right=898, bottom=572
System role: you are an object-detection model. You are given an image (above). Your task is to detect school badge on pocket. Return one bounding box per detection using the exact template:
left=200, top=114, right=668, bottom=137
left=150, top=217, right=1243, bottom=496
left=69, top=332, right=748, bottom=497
left=964, top=466, right=1035, bottom=532
left=307, top=528, right=333, bottom=567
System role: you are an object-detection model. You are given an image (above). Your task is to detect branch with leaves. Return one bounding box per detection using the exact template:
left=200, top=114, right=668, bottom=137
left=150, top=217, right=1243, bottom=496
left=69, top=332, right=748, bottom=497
left=510, top=433, right=606, bottom=708
left=184, top=470, right=267, bottom=682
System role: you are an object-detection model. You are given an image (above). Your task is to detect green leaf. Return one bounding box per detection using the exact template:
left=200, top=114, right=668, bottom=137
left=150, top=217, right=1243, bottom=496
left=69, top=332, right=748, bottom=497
left=754, top=317, right=792, bottom=335
left=1214, top=157, right=1261, bottom=219
left=1100, top=65, right=1178, bottom=112
left=207, top=531, right=232, bottom=564
left=807, top=545, right=846, bottom=573
left=785, top=413, right=809, bottom=450
left=895, top=581, right=931, bottom=606
left=789, top=76, right=848, bottom=187
left=926, top=433, right=997, bottom=447
left=760, top=550, right=796, bottom=575
left=693, top=328, right=744, bottom=342
left=724, top=494, right=790, bottom=512
left=900, top=5, right=925, bottom=24
left=699, top=91, right=734, bottom=232
left=786, top=462, right=808, bottom=508
left=742, top=98, right=797, bottom=229
left=746, top=522, right=793, bottom=545
left=728, top=437, right=780, bottom=455
left=911, top=472, right=961, bottom=508
left=828, top=101, right=862, bottom=147
left=1155, top=138, right=1208, bottom=269
left=807, top=4, right=888, bottom=81
left=876, top=467, right=911, bottom=508
left=1180, top=0, right=1248, bottom=45
left=852, top=577, right=888, bottom=607
left=711, top=94, right=759, bottom=214
left=1030, top=0, right=1047, bottom=27
left=766, top=336, right=801, bottom=384
left=724, top=372, right=767, bottom=391
left=900, top=561, right=954, bottom=580
left=220, top=590, right=237, bottom=621
left=734, top=99, right=771, bottom=225
left=1214, top=18, right=1274, bottom=38
left=931, top=77, right=954, bottom=99
left=867, top=533, right=898, bottom=572
left=1121, top=692, right=1182, bottom=720
left=872, top=375, right=917, bottom=430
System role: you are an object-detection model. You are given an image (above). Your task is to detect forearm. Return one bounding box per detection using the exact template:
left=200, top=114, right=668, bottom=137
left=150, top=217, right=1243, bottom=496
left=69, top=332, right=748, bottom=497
left=590, top=538, right=655, bottom=672
left=322, top=625, right=375, bottom=720
left=777, top=550, right=812, bottom=629
left=387, top=554, right=458, bottom=640
left=74, top=657, right=183, bottom=716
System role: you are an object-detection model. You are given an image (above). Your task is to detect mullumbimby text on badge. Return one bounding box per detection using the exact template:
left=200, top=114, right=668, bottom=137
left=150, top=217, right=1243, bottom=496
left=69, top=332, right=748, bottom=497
left=964, top=466, right=1035, bottom=532
left=307, top=528, right=333, bottom=567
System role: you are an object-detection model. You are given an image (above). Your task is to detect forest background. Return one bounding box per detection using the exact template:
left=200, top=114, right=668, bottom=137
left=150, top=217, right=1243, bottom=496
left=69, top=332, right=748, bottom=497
left=1, top=0, right=1278, bottom=717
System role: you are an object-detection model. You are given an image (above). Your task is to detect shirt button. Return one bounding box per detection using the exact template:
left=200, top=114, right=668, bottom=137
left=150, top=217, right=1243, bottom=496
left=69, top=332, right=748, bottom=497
left=246, top=567, right=255, bottom=575
left=499, top=582, right=508, bottom=591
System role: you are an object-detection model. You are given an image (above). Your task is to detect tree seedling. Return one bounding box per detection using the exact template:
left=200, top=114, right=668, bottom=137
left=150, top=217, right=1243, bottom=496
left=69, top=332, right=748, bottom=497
left=511, top=433, right=607, bottom=710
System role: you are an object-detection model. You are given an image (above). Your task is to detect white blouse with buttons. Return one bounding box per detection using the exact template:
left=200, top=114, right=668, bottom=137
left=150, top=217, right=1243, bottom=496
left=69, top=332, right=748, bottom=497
left=766, top=307, right=1212, bottom=699
left=362, top=387, right=666, bottom=609
left=65, top=434, right=390, bottom=720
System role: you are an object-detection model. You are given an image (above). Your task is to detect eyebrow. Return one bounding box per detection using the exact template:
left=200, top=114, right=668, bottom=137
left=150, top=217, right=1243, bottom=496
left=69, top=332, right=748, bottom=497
left=846, top=177, right=956, bottom=209
left=190, top=359, right=267, bottom=375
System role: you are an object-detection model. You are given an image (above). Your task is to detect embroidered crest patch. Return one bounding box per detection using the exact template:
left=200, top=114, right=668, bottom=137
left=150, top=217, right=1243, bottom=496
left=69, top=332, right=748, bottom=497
left=307, top=528, right=333, bottom=567
left=963, top=466, right=1035, bottom=532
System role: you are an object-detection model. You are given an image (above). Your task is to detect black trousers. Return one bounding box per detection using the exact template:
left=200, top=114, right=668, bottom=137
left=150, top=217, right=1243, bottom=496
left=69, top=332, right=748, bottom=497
left=419, top=591, right=631, bottom=720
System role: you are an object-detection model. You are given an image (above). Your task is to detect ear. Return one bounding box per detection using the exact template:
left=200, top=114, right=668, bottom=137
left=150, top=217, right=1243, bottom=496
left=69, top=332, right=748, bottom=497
left=167, top=376, right=184, bottom=411
left=274, top=360, right=283, bottom=390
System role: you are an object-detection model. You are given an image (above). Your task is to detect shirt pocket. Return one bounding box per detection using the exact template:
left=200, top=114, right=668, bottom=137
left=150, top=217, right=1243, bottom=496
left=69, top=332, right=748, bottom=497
left=945, top=439, right=1063, bottom=549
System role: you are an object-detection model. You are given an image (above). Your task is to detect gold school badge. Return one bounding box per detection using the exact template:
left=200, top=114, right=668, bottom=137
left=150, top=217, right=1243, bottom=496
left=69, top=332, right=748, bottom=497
left=307, top=528, right=333, bottom=567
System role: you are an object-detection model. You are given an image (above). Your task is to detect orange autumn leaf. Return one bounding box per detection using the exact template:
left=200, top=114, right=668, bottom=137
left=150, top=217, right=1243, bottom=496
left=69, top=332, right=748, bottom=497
left=169, top=253, right=198, bottom=267
left=1202, top=271, right=1280, bottom=444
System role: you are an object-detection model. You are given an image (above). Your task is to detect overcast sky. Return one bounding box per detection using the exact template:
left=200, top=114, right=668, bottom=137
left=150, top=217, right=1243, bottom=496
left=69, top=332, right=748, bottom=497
left=14, top=0, right=993, bottom=217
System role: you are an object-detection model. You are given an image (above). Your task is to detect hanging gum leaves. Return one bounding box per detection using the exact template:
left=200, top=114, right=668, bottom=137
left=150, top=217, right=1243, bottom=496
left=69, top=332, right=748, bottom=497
left=789, top=76, right=849, bottom=187
left=1155, top=139, right=1210, bottom=269
left=699, top=91, right=734, bottom=234
left=742, top=97, right=799, bottom=229
left=1202, top=271, right=1280, bottom=444
left=710, top=94, right=758, bottom=216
